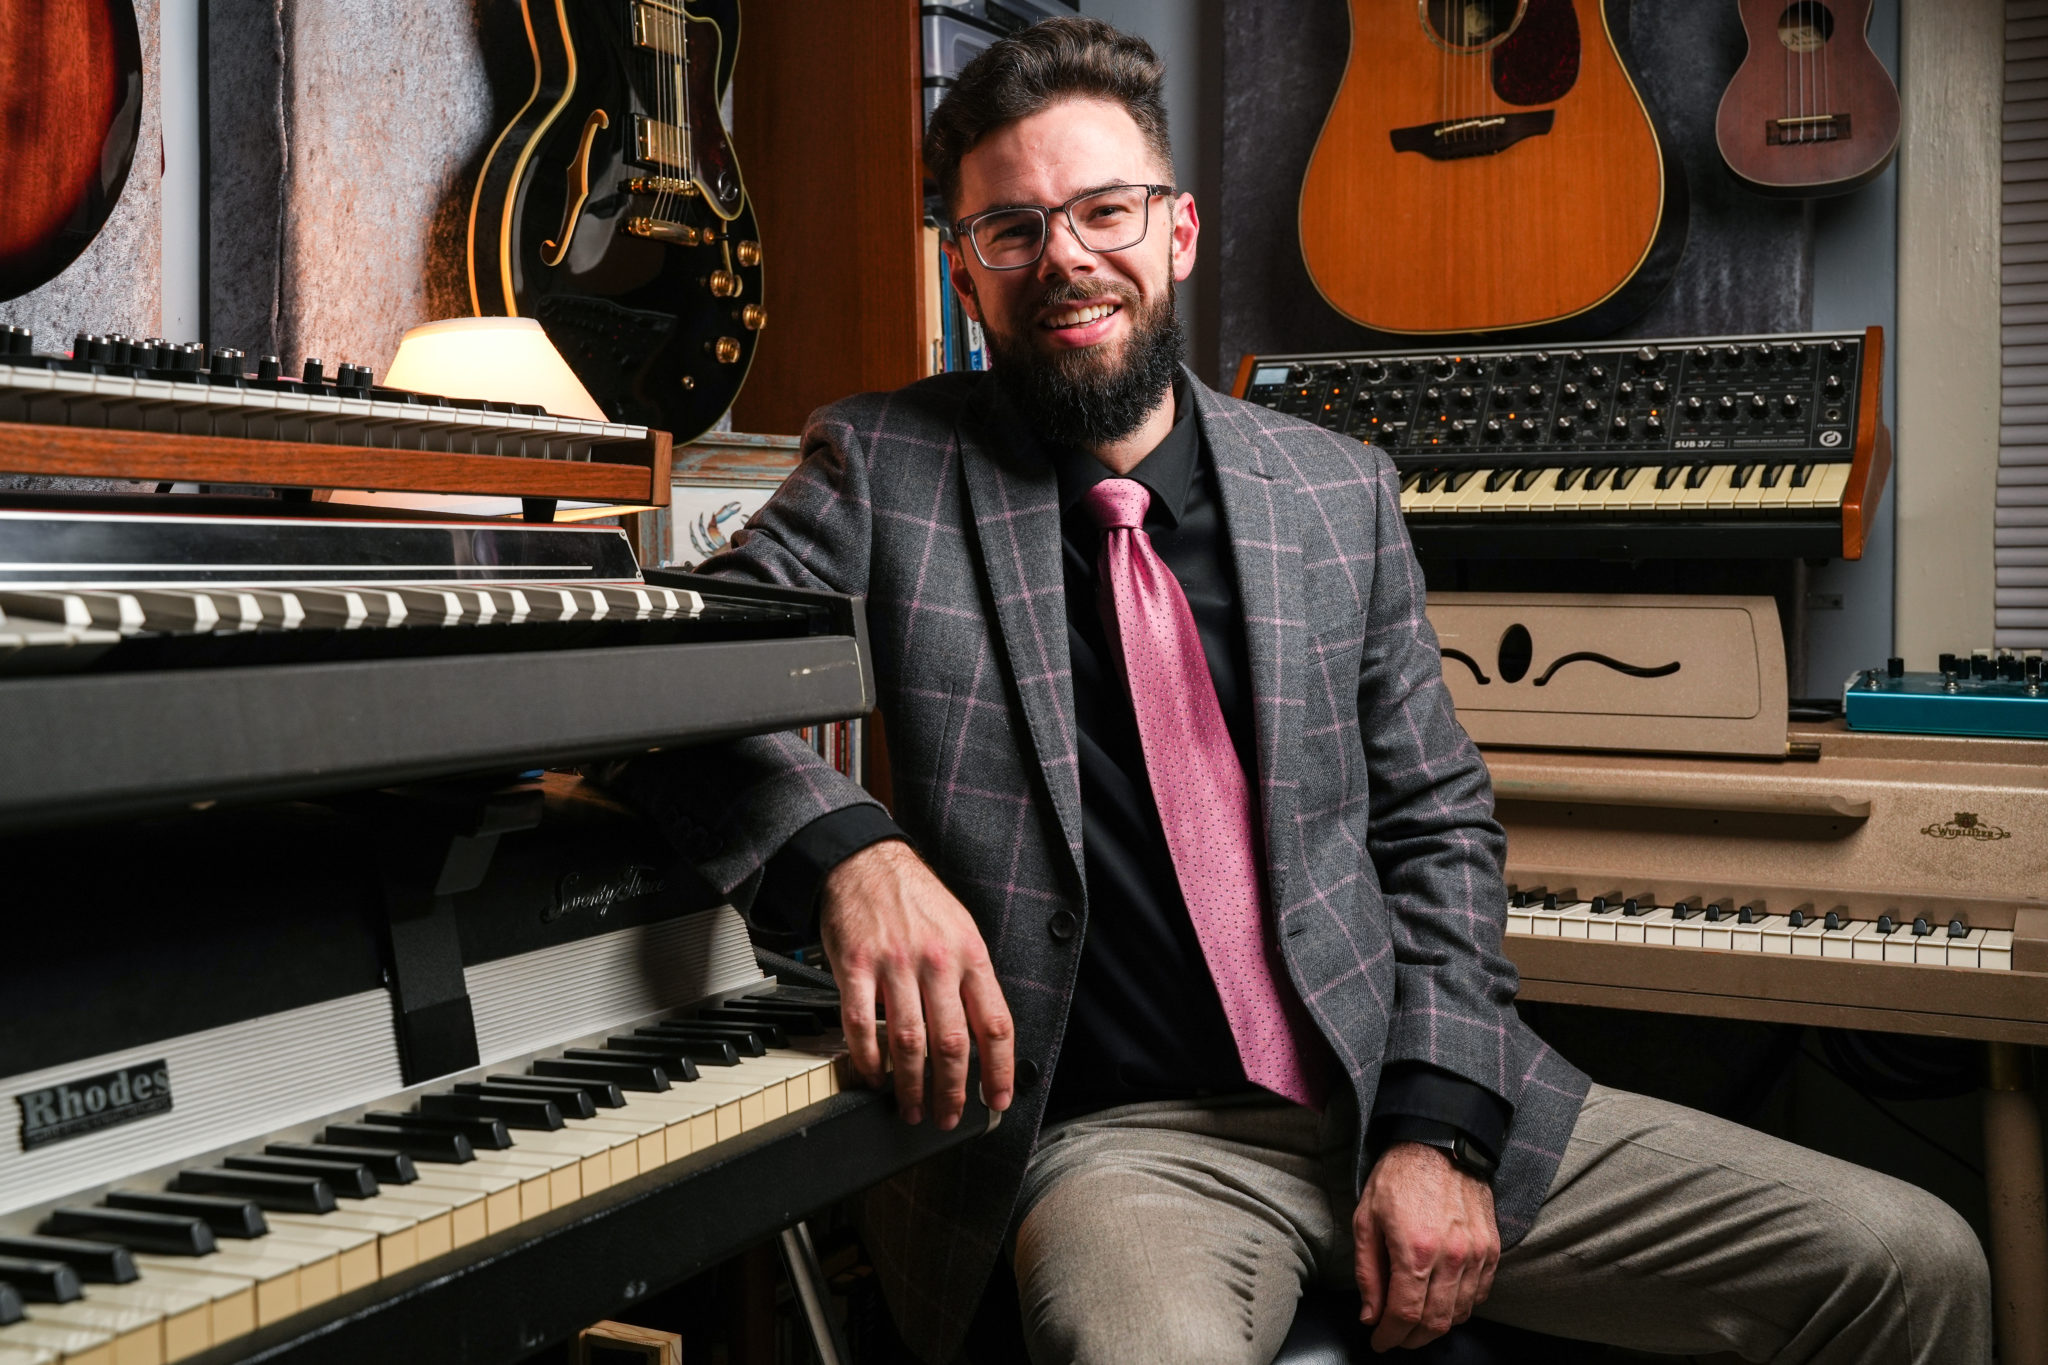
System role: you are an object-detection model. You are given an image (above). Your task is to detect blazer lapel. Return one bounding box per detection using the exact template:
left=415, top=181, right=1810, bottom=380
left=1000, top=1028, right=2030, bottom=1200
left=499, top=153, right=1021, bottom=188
left=1195, top=381, right=1307, bottom=914
left=956, top=386, right=1087, bottom=889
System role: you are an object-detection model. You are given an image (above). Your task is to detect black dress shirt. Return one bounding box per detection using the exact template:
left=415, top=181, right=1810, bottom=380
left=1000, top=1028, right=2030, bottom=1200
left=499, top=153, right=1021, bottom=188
left=752, top=380, right=1508, bottom=1160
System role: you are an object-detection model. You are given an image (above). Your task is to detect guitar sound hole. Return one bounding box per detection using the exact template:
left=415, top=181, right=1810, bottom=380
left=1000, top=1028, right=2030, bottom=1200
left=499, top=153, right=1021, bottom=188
left=1776, top=2, right=1835, bottom=52
left=1422, top=0, right=1525, bottom=52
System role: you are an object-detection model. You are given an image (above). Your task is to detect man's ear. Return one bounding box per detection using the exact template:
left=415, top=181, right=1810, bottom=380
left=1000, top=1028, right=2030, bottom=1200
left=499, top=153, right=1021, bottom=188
left=945, top=241, right=985, bottom=325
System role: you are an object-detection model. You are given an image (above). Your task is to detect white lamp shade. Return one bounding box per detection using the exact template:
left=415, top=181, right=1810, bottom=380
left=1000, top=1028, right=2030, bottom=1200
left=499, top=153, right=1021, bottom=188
left=383, top=316, right=608, bottom=422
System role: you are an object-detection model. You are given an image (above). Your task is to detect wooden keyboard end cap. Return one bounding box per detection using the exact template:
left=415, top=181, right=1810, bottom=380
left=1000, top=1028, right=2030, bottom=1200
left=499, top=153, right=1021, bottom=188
left=577, top=1321, right=680, bottom=1365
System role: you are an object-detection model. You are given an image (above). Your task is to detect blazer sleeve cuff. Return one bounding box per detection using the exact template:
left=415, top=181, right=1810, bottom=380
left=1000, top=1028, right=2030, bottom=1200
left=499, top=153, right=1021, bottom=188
left=1367, top=1062, right=1511, bottom=1161
left=750, top=805, right=910, bottom=938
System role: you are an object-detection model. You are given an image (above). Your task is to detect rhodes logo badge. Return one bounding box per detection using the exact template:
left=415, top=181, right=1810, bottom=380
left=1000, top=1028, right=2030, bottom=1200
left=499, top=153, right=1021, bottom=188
left=1921, top=811, right=2012, bottom=843
left=16, top=1061, right=172, bottom=1151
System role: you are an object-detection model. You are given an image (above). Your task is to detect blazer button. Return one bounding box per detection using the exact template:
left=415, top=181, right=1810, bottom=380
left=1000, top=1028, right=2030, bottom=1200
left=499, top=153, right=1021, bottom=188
left=1016, top=1058, right=1041, bottom=1089
left=1047, top=909, right=1078, bottom=941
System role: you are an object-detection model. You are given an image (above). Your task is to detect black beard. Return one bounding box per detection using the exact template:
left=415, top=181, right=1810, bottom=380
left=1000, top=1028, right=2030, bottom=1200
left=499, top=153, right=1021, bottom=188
left=984, top=288, right=1185, bottom=452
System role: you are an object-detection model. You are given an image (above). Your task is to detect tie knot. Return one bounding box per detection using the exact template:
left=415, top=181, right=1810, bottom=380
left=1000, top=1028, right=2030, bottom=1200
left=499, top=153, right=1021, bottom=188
left=1083, top=478, right=1151, bottom=532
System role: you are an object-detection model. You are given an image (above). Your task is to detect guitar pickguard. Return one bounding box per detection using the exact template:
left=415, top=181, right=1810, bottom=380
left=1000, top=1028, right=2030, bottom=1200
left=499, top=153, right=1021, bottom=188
left=1493, top=0, right=1580, bottom=107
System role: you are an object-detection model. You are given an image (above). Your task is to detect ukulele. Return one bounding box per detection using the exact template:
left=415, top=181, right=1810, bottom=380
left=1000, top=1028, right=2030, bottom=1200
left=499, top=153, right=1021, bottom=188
left=1715, top=0, right=1899, bottom=197
left=0, top=0, right=143, bottom=301
left=469, top=0, right=763, bottom=444
left=1297, top=0, right=1686, bottom=338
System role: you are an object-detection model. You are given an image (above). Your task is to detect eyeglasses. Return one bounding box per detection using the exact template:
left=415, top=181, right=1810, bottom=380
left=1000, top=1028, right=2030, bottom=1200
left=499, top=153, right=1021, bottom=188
left=949, top=183, right=1175, bottom=271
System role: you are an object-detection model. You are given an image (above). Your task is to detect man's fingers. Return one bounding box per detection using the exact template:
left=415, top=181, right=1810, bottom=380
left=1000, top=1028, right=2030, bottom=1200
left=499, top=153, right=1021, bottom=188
left=1368, top=1259, right=1430, bottom=1354
left=836, top=966, right=884, bottom=1088
left=1352, top=1199, right=1384, bottom=1324
left=879, top=966, right=929, bottom=1123
left=920, top=963, right=974, bottom=1132
left=961, top=965, right=1016, bottom=1112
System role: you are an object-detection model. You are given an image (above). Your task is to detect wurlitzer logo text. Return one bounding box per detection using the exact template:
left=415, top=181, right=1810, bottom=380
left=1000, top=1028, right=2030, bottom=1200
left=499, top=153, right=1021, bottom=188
left=16, top=1061, right=172, bottom=1151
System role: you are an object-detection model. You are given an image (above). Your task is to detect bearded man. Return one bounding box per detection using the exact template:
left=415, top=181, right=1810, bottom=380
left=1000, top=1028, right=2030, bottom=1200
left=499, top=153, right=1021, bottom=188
left=614, top=17, right=1990, bottom=1365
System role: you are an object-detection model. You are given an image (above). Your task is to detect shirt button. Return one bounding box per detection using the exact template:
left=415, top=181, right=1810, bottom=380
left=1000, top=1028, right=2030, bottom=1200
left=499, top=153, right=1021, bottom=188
left=1047, top=909, right=1078, bottom=942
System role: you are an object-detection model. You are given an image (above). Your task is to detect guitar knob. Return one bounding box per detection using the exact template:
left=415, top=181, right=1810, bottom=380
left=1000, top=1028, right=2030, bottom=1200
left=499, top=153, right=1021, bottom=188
left=1482, top=419, right=1505, bottom=442
left=734, top=239, right=763, bottom=267
left=1716, top=395, right=1737, bottom=418
left=707, top=270, right=743, bottom=298
left=740, top=303, right=767, bottom=331
left=711, top=336, right=742, bottom=364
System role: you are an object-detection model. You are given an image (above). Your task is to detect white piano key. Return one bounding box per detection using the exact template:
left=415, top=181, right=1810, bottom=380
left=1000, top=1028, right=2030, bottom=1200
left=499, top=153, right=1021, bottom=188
left=1581, top=906, right=1622, bottom=942
left=1881, top=926, right=1922, bottom=964
left=1635, top=908, right=1678, bottom=945
left=1759, top=463, right=1799, bottom=510
left=1831, top=922, right=1875, bottom=960
left=82, top=1279, right=213, bottom=1361
left=1705, top=463, right=1742, bottom=511
left=1698, top=916, right=1736, bottom=951
left=1671, top=911, right=1706, bottom=949
left=1730, top=915, right=1785, bottom=952
left=0, top=1320, right=113, bottom=1365
left=1789, top=919, right=1832, bottom=956
left=1982, top=929, right=2014, bottom=970
left=30, top=1299, right=165, bottom=1365
left=1552, top=902, right=1597, bottom=940
left=1808, top=461, right=1852, bottom=510
left=1942, top=927, right=1989, bottom=968
left=1760, top=916, right=1798, bottom=955
left=1504, top=903, right=1534, bottom=936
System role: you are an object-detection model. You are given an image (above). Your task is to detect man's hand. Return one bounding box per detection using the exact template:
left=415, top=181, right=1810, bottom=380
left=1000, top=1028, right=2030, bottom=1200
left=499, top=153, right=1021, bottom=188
left=819, top=840, right=1015, bottom=1130
left=1354, top=1141, right=1501, bottom=1351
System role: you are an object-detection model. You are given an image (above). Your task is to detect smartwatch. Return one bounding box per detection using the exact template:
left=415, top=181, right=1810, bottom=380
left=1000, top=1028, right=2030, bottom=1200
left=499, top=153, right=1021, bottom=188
left=1401, top=1130, right=1499, bottom=1181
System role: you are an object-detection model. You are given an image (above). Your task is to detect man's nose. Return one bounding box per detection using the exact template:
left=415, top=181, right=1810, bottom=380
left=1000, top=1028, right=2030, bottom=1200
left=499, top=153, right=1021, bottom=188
left=1037, top=211, right=1096, bottom=278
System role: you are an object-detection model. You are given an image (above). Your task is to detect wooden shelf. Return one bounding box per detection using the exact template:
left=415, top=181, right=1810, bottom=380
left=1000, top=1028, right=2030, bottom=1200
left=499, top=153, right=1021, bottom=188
left=0, top=422, right=673, bottom=506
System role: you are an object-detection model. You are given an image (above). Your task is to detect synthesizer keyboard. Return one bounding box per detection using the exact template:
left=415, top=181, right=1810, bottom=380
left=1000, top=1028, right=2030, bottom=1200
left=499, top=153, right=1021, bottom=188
left=0, top=507, right=873, bottom=833
left=1232, top=328, right=1890, bottom=560
left=0, top=782, right=986, bottom=1365
left=0, top=328, right=644, bottom=462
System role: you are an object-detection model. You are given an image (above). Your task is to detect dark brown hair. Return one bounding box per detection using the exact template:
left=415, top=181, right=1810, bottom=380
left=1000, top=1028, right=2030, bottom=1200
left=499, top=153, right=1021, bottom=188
left=922, top=16, right=1173, bottom=218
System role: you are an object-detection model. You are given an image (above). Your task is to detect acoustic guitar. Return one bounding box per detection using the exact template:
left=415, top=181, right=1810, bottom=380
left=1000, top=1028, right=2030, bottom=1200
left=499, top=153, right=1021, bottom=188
left=1715, top=0, right=1899, bottom=197
left=1297, top=0, right=1686, bottom=338
left=469, top=0, right=763, bottom=444
left=0, top=0, right=143, bottom=301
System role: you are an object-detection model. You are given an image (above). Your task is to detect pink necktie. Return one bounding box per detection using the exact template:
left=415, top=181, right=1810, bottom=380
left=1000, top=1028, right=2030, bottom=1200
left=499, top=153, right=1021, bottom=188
left=1083, top=478, right=1328, bottom=1109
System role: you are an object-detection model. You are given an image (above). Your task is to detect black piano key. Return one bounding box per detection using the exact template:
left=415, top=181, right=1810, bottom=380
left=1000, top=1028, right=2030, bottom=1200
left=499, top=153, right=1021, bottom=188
left=170, top=1167, right=336, bottom=1214
left=532, top=1057, right=670, bottom=1092
left=457, top=1080, right=597, bottom=1120
left=0, top=1256, right=83, bottom=1303
left=0, top=1235, right=137, bottom=1284
left=360, top=1110, right=512, bottom=1151
left=608, top=1034, right=739, bottom=1066
left=224, top=1153, right=378, bottom=1199
left=418, top=1091, right=564, bottom=1130
left=104, top=1190, right=269, bottom=1239
left=645, top=1019, right=779, bottom=1051
left=42, top=1206, right=218, bottom=1255
left=0, top=1280, right=19, bottom=1326
left=489, top=1073, right=625, bottom=1109
left=698, top=1002, right=834, bottom=1032
left=565, top=1047, right=699, bottom=1083
left=637, top=1022, right=767, bottom=1057
left=323, top=1121, right=474, bottom=1163
left=270, top=1141, right=417, bottom=1184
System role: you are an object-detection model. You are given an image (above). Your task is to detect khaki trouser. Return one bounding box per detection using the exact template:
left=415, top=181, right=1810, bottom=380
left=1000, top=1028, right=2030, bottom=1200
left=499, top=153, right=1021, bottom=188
left=1010, top=1084, right=1991, bottom=1364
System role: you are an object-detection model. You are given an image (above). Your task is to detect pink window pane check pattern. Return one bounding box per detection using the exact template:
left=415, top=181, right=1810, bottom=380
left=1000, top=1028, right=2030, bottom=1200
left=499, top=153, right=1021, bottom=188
left=1084, top=477, right=1329, bottom=1110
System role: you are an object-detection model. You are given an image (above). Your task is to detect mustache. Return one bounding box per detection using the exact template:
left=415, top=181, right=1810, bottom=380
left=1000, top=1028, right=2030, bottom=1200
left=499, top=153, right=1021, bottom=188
left=1031, top=279, right=1139, bottom=312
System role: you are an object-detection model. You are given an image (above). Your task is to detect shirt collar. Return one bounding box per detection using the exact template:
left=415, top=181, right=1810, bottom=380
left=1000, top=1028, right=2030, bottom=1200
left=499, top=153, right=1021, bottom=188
left=1048, top=375, right=1200, bottom=530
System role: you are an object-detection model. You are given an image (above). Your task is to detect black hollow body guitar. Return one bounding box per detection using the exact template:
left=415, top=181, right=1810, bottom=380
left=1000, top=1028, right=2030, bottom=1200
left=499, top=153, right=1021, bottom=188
left=469, top=0, right=762, bottom=444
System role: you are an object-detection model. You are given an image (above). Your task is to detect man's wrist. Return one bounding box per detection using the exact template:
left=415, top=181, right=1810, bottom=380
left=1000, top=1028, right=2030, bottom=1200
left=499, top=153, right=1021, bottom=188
left=1371, top=1117, right=1499, bottom=1181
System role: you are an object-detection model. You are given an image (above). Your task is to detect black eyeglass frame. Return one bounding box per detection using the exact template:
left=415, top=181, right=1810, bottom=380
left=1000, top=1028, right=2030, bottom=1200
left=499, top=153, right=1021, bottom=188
left=945, top=183, right=1178, bottom=271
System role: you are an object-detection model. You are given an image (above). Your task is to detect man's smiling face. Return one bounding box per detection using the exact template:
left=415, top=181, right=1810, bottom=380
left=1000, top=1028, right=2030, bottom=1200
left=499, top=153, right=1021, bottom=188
left=946, top=96, right=1199, bottom=449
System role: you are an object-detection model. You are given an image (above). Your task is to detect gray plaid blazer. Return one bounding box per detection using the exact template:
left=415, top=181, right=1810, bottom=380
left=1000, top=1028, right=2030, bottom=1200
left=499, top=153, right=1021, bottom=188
left=618, top=369, right=1589, bottom=1363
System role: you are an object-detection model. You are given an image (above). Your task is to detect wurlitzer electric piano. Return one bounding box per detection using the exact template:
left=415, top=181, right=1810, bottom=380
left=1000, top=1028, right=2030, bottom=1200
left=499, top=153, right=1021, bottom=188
left=0, top=329, right=987, bottom=1365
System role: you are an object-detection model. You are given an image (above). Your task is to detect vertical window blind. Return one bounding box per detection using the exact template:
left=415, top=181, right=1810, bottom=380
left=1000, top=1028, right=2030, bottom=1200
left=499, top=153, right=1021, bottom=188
left=2002, top=0, right=2048, bottom=646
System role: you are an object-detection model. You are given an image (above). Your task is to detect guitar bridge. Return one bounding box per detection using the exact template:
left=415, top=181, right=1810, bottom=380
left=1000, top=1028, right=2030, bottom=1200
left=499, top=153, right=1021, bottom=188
left=1767, top=114, right=1849, bottom=144
left=1390, top=110, right=1555, bottom=161
left=627, top=217, right=704, bottom=246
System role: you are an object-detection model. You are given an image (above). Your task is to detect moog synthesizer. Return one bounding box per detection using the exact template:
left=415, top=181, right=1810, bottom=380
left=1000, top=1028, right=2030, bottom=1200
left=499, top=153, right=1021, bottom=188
left=1232, top=327, right=1889, bottom=560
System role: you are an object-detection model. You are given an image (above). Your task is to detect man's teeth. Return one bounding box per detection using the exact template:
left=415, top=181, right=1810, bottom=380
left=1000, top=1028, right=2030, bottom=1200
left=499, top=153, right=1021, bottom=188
left=1045, top=302, right=1119, bottom=328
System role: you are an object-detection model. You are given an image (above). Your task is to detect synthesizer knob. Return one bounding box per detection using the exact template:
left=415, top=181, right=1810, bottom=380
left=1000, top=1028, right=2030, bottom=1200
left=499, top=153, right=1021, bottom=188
left=1644, top=414, right=1665, bottom=436
left=1785, top=341, right=1807, bottom=365
left=1828, top=338, right=1847, bottom=363
left=70, top=330, right=91, bottom=360
left=1524, top=383, right=1545, bottom=405
left=1355, top=391, right=1377, bottom=414
left=1587, top=364, right=1608, bottom=383
left=257, top=354, right=281, bottom=381
left=1424, top=386, right=1444, bottom=407
left=1430, top=355, right=1453, bottom=379
left=1716, top=395, right=1737, bottom=419
left=1580, top=397, right=1600, bottom=417
left=1449, top=419, right=1472, bottom=443
left=1887, top=656, right=1905, bottom=679
left=1633, top=345, right=1662, bottom=372
left=1939, top=652, right=1959, bottom=676
left=1780, top=392, right=1802, bottom=415
left=1459, top=357, right=1484, bottom=378
left=1617, top=380, right=1635, bottom=402
left=1564, top=349, right=1586, bottom=372
left=301, top=357, right=325, bottom=385
left=1516, top=418, right=1539, bottom=441
left=1482, top=418, right=1505, bottom=442
left=1286, top=364, right=1308, bottom=384
left=1529, top=350, right=1553, bottom=371
left=1823, top=373, right=1845, bottom=399
left=1650, top=379, right=1669, bottom=401
left=1495, top=355, right=1520, bottom=376
left=1749, top=393, right=1769, bottom=416
left=1393, top=360, right=1416, bottom=381
left=1683, top=395, right=1704, bottom=417
left=1362, top=358, right=1385, bottom=381
left=1691, top=345, right=1712, bottom=365
left=1561, top=382, right=1581, bottom=400
left=1454, top=386, right=1477, bottom=409
left=1554, top=414, right=1576, bottom=439
left=1719, top=344, right=1743, bottom=367
left=209, top=348, right=245, bottom=379
left=1750, top=342, right=1774, bottom=365
left=1610, top=415, right=1631, bottom=437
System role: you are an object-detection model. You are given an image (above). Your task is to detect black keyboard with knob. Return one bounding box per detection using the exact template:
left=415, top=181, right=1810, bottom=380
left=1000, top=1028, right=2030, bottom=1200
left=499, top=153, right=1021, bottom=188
left=1231, top=328, right=1891, bottom=560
